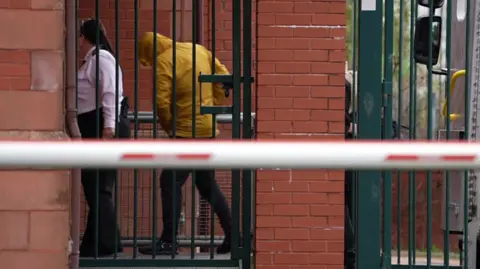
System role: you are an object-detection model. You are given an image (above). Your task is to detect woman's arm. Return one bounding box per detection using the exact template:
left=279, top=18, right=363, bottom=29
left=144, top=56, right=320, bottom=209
left=89, top=52, right=120, bottom=129
left=345, top=79, right=353, bottom=134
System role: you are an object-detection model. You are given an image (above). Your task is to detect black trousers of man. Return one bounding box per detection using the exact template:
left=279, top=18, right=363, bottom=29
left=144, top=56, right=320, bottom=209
left=77, top=99, right=130, bottom=257
left=159, top=165, right=233, bottom=243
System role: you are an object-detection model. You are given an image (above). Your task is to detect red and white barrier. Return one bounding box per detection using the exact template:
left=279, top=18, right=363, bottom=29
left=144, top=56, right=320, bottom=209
left=0, top=140, right=478, bottom=169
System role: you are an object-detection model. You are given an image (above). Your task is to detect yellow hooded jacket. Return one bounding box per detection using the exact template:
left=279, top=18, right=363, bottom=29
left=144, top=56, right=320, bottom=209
left=138, top=32, right=230, bottom=138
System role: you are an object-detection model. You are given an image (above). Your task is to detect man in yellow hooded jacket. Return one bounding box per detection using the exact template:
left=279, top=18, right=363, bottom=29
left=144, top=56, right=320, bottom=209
left=137, top=32, right=233, bottom=255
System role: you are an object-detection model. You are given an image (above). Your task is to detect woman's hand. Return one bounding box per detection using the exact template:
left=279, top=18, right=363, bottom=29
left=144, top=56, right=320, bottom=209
left=348, top=123, right=357, bottom=134
left=103, top=128, right=115, bottom=139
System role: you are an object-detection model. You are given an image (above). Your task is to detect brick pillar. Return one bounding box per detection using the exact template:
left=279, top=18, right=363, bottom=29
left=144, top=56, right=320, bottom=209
left=256, top=1, right=346, bottom=268
left=0, top=1, right=70, bottom=269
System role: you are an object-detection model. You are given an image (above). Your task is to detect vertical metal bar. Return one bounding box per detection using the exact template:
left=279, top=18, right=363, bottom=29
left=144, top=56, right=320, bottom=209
left=191, top=0, right=198, bottom=259
left=426, top=0, right=434, bottom=267
left=345, top=1, right=359, bottom=255
left=67, top=0, right=81, bottom=266
left=463, top=0, right=471, bottom=266
left=396, top=0, right=404, bottom=262
left=195, top=0, right=209, bottom=258
left=209, top=0, right=217, bottom=259
left=351, top=0, right=357, bottom=125
left=127, top=168, right=131, bottom=239
left=94, top=0, right=101, bottom=258
left=171, top=0, right=177, bottom=259
left=210, top=121, right=216, bottom=260
left=444, top=0, right=453, bottom=266
left=231, top=0, right=242, bottom=261
left=133, top=0, right=140, bottom=258
left=408, top=0, right=417, bottom=264
left=356, top=0, right=383, bottom=267
left=382, top=0, right=393, bottom=266
left=113, top=0, right=120, bottom=259
left=151, top=0, right=158, bottom=259
left=74, top=0, right=78, bottom=122
left=242, top=0, right=253, bottom=267
left=197, top=0, right=204, bottom=45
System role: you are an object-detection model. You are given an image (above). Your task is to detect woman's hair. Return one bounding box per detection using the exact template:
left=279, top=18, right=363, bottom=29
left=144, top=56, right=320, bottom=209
left=80, top=18, right=114, bottom=56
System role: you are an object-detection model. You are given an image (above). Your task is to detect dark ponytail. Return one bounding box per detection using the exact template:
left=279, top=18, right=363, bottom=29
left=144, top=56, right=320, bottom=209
left=80, top=19, right=114, bottom=56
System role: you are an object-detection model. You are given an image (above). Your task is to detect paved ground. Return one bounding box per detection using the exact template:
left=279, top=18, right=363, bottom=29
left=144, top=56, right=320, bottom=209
left=79, top=251, right=462, bottom=268
left=79, top=253, right=240, bottom=269
left=391, top=252, right=461, bottom=266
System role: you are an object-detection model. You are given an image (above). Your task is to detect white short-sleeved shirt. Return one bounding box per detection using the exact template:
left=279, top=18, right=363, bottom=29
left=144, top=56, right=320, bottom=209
left=77, top=46, right=124, bottom=128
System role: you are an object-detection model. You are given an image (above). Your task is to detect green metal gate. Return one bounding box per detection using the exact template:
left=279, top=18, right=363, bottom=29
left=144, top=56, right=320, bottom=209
left=70, top=0, right=254, bottom=268
left=350, top=0, right=478, bottom=268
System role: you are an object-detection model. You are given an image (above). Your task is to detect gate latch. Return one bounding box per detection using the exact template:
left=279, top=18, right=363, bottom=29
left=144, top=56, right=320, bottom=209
left=198, top=74, right=254, bottom=115
left=198, top=74, right=254, bottom=96
left=198, top=74, right=234, bottom=115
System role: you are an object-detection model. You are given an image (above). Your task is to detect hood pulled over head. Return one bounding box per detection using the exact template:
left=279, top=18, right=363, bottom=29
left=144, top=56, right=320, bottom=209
left=138, top=32, right=173, bottom=66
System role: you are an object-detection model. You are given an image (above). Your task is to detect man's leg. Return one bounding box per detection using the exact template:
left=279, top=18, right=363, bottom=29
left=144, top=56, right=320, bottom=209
left=138, top=168, right=190, bottom=255
left=159, top=169, right=190, bottom=243
left=194, top=169, right=233, bottom=254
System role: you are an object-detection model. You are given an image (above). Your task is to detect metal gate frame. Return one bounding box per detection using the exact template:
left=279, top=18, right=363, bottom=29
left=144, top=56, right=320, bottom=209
left=354, top=0, right=477, bottom=268
left=67, top=0, right=255, bottom=267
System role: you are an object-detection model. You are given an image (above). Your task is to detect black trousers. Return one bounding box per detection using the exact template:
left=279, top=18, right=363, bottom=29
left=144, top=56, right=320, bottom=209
left=345, top=133, right=355, bottom=268
left=159, top=139, right=233, bottom=243
left=78, top=101, right=130, bottom=255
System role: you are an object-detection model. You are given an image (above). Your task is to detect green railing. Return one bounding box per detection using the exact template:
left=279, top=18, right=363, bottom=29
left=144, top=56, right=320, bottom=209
left=349, top=0, right=478, bottom=268
left=73, top=0, right=254, bottom=267
left=79, top=112, right=255, bottom=267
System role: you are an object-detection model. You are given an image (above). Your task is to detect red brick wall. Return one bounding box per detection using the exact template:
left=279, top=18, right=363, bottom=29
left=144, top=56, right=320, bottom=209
left=0, top=1, right=70, bottom=268
left=255, top=1, right=346, bottom=268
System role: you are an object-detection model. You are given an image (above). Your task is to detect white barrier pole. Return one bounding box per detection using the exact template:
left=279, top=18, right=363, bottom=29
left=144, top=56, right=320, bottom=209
left=0, top=140, right=478, bottom=169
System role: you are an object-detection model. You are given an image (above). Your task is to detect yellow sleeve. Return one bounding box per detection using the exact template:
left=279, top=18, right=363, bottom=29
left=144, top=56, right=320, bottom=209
left=156, top=58, right=173, bottom=135
left=208, top=51, right=230, bottom=105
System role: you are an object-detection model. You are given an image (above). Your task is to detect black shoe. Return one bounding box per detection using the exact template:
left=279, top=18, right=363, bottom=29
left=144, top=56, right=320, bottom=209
left=216, top=239, right=231, bottom=254
left=345, top=250, right=355, bottom=269
left=138, top=240, right=179, bottom=255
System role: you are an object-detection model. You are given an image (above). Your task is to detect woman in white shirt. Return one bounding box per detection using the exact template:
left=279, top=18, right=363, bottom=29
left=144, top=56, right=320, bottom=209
left=77, top=18, right=129, bottom=257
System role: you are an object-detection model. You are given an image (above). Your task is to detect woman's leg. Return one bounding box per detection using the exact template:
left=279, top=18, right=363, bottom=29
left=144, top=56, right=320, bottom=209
left=80, top=169, right=122, bottom=256
left=344, top=170, right=355, bottom=269
left=78, top=109, right=122, bottom=256
left=344, top=133, right=356, bottom=268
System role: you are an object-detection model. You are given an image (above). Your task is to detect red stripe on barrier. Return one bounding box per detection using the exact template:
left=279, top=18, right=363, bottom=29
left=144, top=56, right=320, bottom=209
left=441, top=155, right=476, bottom=161
left=386, top=155, right=419, bottom=161
left=176, top=154, right=212, bottom=160
left=121, top=153, right=156, bottom=160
